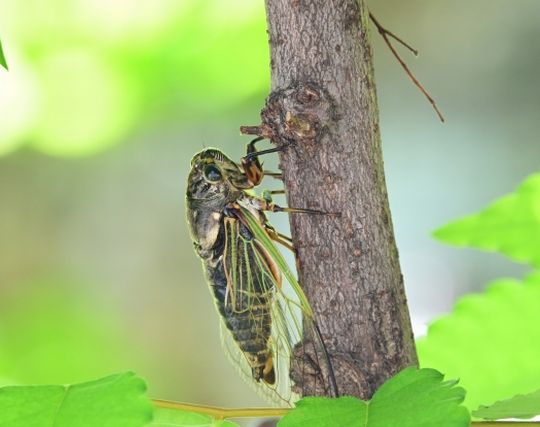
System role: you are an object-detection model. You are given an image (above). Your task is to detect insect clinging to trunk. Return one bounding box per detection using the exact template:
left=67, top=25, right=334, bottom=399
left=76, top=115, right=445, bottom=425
left=185, top=138, right=338, bottom=405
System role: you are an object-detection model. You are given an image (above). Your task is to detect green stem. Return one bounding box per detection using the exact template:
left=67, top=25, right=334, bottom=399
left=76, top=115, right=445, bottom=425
left=152, top=399, right=288, bottom=420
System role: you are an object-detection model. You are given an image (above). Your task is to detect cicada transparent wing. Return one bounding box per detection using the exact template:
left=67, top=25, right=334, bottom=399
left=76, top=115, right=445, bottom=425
left=217, top=201, right=334, bottom=406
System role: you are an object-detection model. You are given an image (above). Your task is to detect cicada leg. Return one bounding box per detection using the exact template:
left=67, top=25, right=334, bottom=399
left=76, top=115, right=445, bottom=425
left=263, top=189, right=285, bottom=197
left=241, top=137, right=264, bottom=186
left=241, top=137, right=283, bottom=186
left=260, top=200, right=327, bottom=215
left=259, top=190, right=326, bottom=215
left=264, top=222, right=294, bottom=252
left=264, top=172, right=283, bottom=180
left=260, top=190, right=328, bottom=251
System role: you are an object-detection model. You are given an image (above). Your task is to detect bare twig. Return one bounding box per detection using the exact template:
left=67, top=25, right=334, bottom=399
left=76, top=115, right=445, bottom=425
left=240, top=124, right=274, bottom=139
left=369, top=13, right=418, bottom=57
left=369, top=11, right=445, bottom=122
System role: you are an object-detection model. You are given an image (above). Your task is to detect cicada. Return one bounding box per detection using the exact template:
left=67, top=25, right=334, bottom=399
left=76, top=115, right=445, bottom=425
left=185, top=139, right=337, bottom=405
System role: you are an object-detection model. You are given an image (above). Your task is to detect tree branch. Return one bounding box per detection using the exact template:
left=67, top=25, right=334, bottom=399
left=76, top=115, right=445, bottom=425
left=241, top=0, right=418, bottom=399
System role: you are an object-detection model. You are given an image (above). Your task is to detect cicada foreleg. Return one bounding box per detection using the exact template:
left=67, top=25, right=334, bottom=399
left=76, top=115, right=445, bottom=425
left=241, top=137, right=283, bottom=186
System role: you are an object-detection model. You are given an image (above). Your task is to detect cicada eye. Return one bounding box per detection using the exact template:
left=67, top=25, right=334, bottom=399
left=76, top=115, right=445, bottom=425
left=203, top=164, right=222, bottom=182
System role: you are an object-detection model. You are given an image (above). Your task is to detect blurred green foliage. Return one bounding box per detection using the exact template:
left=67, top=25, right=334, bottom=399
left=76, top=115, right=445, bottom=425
left=420, top=172, right=540, bottom=411
left=0, top=278, right=135, bottom=385
left=434, top=173, right=540, bottom=267
left=0, top=38, right=7, bottom=69
left=0, top=0, right=268, bottom=156
left=418, top=273, right=540, bottom=411
left=473, top=388, right=540, bottom=420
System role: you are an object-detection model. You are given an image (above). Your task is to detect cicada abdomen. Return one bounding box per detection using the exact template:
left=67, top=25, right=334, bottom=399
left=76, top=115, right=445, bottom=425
left=186, top=144, right=337, bottom=405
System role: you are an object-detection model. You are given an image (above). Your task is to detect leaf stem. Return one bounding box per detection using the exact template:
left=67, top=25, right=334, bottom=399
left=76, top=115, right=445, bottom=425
left=152, top=399, right=289, bottom=420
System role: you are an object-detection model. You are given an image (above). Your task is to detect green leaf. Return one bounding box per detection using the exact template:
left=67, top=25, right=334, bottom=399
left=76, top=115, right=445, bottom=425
left=279, top=367, right=469, bottom=427
left=0, top=38, right=7, bottom=70
left=433, top=173, right=540, bottom=267
left=151, top=407, right=239, bottom=426
left=473, top=389, right=540, bottom=420
left=0, top=372, right=153, bottom=427
left=417, top=272, right=540, bottom=411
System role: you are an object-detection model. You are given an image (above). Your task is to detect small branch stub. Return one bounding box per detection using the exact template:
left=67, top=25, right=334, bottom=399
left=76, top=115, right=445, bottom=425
left=239, top=124, right=274, bottom=139
left=241, top=83, right=335, bottom=149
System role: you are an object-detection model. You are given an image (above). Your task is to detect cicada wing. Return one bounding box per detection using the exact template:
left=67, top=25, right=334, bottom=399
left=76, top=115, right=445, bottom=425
left=271, top=281, right=337, bottom=400
left=237, top=204, right=338, bottom=398
left=219, top=204, right=336, bottom=405
left=219, top=301, right=322, bottom=407
left=219, top=213, right=297, bottom=406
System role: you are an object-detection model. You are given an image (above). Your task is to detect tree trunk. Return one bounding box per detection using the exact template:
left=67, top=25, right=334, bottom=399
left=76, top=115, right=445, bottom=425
left=244, top=0, right=418, bottom=399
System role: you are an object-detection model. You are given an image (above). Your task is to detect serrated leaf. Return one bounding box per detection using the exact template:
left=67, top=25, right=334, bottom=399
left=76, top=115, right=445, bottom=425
left=151, top=407, right=239, bottom=427
left=417, top=272, right=540, bottom=411
left=279, top=367, right=469, bottom=427
left=0, top=38, right=7, bottom=70
left=0, top=372, right=153, bottom=427
left=433, top=173, right=540, bottom=267
left=473, top=389, right=540, bottom=420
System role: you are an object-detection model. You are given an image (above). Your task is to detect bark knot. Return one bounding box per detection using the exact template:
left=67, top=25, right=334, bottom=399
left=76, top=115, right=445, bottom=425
left=240, top=82, right=337, bottom=152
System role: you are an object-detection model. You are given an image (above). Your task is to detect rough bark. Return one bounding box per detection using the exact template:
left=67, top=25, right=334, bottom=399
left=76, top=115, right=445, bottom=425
left=244, top=0, right=418, bottom=399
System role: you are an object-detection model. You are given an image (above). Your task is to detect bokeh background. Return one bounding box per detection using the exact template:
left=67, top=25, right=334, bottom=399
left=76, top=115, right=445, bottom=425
left=0, top=0, right=538, bottom=409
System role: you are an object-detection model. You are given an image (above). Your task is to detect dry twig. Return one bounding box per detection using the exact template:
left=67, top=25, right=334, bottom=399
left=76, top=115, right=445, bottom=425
left=369, top=12, right=445, bottom=122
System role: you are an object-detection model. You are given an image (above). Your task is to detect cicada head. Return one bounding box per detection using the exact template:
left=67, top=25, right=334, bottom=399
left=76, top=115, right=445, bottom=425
left=186, top=148, right=251, bottom=209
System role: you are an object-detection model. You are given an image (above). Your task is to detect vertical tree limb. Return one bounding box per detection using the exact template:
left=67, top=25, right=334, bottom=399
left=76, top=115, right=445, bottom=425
left=244, top=0, right=418, bottom=399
